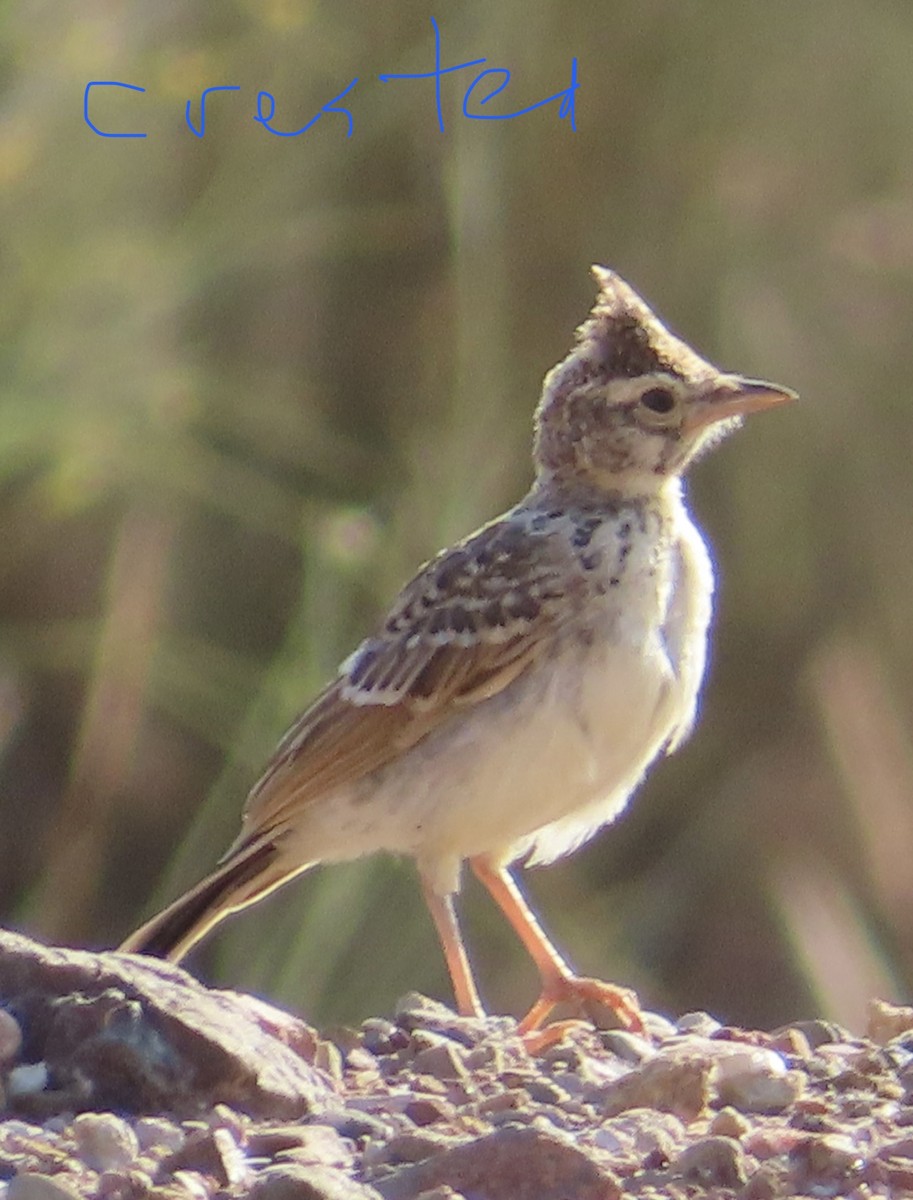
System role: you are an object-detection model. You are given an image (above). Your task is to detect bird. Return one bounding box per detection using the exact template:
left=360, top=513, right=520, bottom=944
left=120, top=266, right=795, bottom=1037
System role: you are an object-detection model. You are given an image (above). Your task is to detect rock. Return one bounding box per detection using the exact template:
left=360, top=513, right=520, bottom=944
left=70, top=1112, right=139, bottom=1172
left=599, top=1049, right=711, bottom=1121
left=674, top=1135, right=747, bottom=1187
left=708, top=1106, right=750, bottom=1139
left=159, top=1126, right=251, bottom=1187
left=375, top=1126, right=621, bottom=1200
left=598, top=1030, right=654, bottom=1064
left=0, top=929, right=335, bottom=1118
left=393, top=994, right=509, bottom=1048
left=248, top=1162, right=383, bottom=1200
left=7, top=1175, right=83, bottom=1200
left=788, top=1132, right=864, bottom=1192
left=675, top=1011, right=722, bottom=1037
left=868, top=998, right=913, bottom=1045
left=0, top=1008, right=23, bottom=1065
left=94, top=1168, right=155, bottom=1199
left=780, top=1019, right=852, bottom=1048
left=409, top=1035, right=469, bottom=1084
left=133, top=1116, right=185, bottom=1154
left=712, top=1044, right=805, bottom=1113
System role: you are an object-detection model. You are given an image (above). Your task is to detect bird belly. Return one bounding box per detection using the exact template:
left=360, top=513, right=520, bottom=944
left=283, top=526, right=711, bottom=896
left=392, top=624, right=691, bottom=885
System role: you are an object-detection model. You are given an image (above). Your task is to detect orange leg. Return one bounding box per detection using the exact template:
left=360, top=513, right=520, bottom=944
left=470, top=856, right=644, bottom=1039
left=420, top=872, right=484, bottom=1018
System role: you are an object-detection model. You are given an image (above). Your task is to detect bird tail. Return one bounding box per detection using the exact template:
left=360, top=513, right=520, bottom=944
left=119, top=837, right=298, bottom=962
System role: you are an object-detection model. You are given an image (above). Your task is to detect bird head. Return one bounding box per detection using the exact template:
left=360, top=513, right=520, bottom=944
left=533, top=267, right=796, bottom=494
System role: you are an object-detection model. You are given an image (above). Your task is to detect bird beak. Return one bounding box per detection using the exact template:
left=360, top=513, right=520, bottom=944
left=684, top=376, right=798, bottom=435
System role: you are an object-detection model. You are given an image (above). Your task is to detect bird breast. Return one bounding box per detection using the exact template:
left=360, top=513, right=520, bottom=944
left=401, top=503, right=715, bottom=878
left=286, top=501, right=715, bottom=898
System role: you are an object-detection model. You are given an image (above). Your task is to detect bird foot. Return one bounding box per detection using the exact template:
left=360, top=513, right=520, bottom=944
left=518, top=974, right=645, bottom=1049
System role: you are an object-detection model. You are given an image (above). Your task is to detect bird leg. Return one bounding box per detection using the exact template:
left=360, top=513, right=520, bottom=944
left=420, top=872, right=484, bottom=1018
left=470, top=857, right=645, bottom=1038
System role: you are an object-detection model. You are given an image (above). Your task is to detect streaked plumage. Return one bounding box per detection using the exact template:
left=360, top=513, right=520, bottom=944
left=121, top=268, right=795, bottom=1034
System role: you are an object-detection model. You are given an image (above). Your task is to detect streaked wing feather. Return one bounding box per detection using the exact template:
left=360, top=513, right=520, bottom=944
left=233, top=516, right=567, bottom=846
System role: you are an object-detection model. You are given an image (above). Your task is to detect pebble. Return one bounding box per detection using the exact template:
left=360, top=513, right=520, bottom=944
left=783, top=1019, right=852, bottom=1048
left=674, top=1135, right=747, bottom=1187
left=600, top=1050, right=711, bottom=1121
left=393, top=994, right=492, bottom=1047
left=7, top=1177, right=82, bottom=1200
left=405, top=1097, right=455, bottom=1127
left=712, top=1044, right=805, bottom=1113
left=0, top=1009, right=22, bottom=1065
left=410, top=1037, right=469, bottom=1083
left=361, top=1019, right=408, bottom=1057
left=676, top=1011, right=722, bottom=1037
left=169, top=1171, right=210, bottom=1199
left=599, top=1029, right=655, bottom=1064
left=642, top=1011, right=678, bottom=1039
left=868, top=998, right=913, bottom=1046
left=598, top=1109, right=686, bottom=1159
left=6, top=1064, right=48, bottom=1098
left=94, top=1168, right=154, bottom=1199
left=788, top=1132, right=864, bottom=1189
left=70, top=1113, right=139, bottom=1173
left=324, top=1108, right=394, bottom=1143
left=248, top=1162, right=381, bottom=1199
left=133, top=1116, right=185, bottom=1154
left=709, top=1106, right=750, bottom=1139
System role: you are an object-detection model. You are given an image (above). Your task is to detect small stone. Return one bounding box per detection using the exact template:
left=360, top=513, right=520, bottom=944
left=313, top=1040, right=345, bottom=1083
left=674, top=1136, right=746, bottom=1187
left=169, top=1171, right=210, bottom=1200
left=781, top=1019, right=851, bottom=1049
left=766, top=1026, right=812, bottom=1058
left=0, top=1008, right=23, bottom=1064
left=8, top=1176, right=83, bottom=1200
left=709, top=1107, right=750, bottom=1139
left=248, top=1162, right=382, bottom=1199
left=71, top=1113, right=140, bottom=1173
left=676, top=1011, right=722, bottom=1036
left=323, top=1108, right=393, bottom=1142
left=869, top=998, right=913, bottom=1046
left=160, top=1128, right=246, bottom=1185
left=133, top=1117, right=185, bottom=1154
left=641, top=1012, right=677, bottom=1040
left=599, top=1110, right=686, bottom=1159
left=411, top=1036, right=469, bottom=1083
left=95, top=1169, right=154, bottom=1200
left=6, top=1064, right=48, bottom=1098
left=394, top=994, right=502, bottom=1047
left=599, top=1030, right=654, bottom=1064
left=739, top=1163, right=784, bottom=1200
left=361, top=1019, right=408, bottom=1056
left=713, top=1045, right=804, bottom=1113
left=788, top=1133, right=864, bottom=1190
left=406, top=1097, right=455, bottom=1127
left=600, top=1050, right=711, bottom=1121
left=374, top=1126, right=620, bottom=1200
left=373, top=1131, right=460, bottom=1167
left=278, top=1125, right=354, bottom=1171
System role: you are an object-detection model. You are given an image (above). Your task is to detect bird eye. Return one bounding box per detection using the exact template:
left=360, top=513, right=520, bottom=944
left=639, top=387, right=677, bottom=415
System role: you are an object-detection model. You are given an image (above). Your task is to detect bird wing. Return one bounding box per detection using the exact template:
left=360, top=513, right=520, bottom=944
left=230, top=515, right=571, bottom=851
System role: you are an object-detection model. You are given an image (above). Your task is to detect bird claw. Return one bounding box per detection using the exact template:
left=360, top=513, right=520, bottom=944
left=518, top=974, right=646, bottom=1046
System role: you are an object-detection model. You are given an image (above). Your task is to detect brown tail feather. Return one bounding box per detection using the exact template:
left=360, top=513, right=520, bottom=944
left=119, top=839, right=298, bottom=962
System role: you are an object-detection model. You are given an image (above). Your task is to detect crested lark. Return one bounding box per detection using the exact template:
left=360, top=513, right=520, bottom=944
left=121, top=267, right=795, bottom=1034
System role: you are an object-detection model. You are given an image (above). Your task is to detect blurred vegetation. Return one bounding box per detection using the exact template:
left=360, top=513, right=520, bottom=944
left=3, top=0, right=913, bottom=1033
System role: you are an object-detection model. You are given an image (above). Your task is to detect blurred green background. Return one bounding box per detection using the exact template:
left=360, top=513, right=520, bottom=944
left=2, top=0, right=912, bottom=1034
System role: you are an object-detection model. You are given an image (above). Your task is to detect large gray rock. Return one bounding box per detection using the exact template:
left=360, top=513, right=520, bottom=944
left=0, top=930, right=335, bottom=1118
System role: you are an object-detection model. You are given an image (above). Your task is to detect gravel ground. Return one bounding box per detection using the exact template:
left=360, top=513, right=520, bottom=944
left=3, top=982, right=913, bottom=1199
